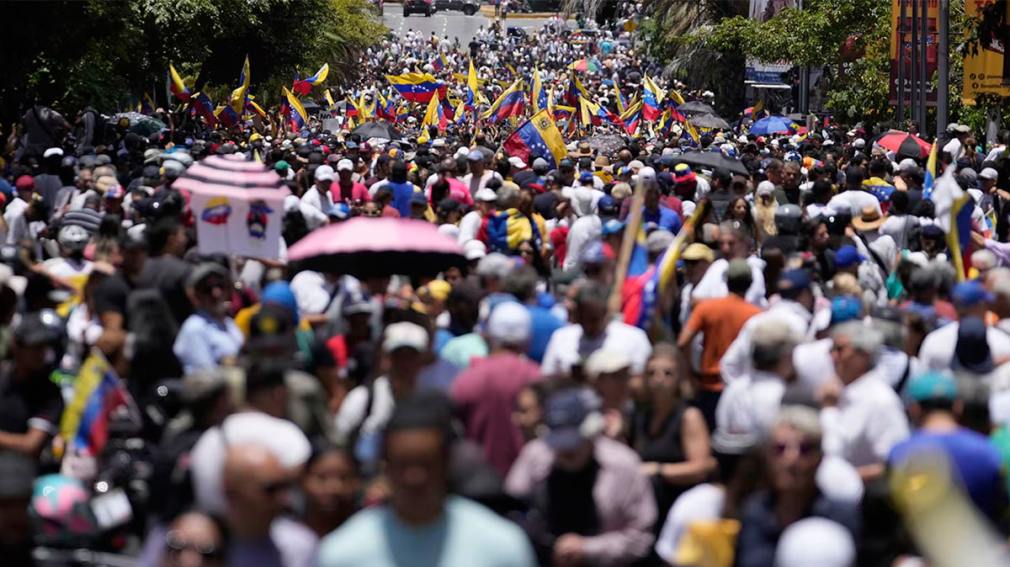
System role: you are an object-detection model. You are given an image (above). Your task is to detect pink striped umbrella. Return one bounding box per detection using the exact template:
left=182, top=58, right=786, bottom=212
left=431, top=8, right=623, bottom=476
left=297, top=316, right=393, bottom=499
left=288, top=217, right=466, bottom=276
left=172, top=154, right=285, bottom=193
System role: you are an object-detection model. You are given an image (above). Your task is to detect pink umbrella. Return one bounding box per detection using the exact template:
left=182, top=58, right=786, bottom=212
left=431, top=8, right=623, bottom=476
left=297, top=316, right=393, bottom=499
left=173, top=154, right=285, bottom=192
left=288, top=217, right=466, bottom=277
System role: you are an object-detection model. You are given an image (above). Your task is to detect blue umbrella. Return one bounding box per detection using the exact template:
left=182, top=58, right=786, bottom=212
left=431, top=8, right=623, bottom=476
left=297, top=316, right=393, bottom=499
left=749, top=115, right=797, bottom=136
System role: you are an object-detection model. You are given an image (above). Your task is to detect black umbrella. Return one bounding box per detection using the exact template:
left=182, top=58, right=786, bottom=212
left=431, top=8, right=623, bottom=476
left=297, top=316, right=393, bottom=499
left=678, top=101, right=716, bottom=116
left=689, top=113, right=730, bottom=130
left=352, top=120, right=402, bottom=140
left=673, top=151, right=750, bottom=176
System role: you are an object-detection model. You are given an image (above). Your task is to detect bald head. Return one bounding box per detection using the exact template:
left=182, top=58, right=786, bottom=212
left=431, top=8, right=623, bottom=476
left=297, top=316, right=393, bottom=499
left=222, top=444, right=290, bottom=537
left=223, top=443, right=280, bottom=487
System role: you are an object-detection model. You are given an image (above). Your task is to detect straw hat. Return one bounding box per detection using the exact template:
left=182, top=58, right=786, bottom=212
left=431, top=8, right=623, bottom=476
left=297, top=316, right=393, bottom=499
left=851, top=205, right=885, bottom=232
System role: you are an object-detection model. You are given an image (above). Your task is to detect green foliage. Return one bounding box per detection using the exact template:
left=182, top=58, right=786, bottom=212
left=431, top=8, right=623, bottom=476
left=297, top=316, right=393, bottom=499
left=0, top=0, right=384, bottom=122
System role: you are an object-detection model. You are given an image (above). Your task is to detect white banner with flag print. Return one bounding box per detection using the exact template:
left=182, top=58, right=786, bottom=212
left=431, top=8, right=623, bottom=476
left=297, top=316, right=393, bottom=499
left=188, top=186, right=288, bottom=260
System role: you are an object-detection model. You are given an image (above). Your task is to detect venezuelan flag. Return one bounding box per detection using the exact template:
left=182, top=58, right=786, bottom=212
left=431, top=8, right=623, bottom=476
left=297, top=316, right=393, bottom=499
left=140, top=92, right=156, bottom=115
left=621, top=101, right=643, bottom=136
left=192, top=93, right=218, bottom=125
left=923, top=141, right=939, bottom=200
left=283, top=86, right=309, bottom=129
left=292, top=63, right=329, bottom=96
left=168, top=63, right=191, bottom=102
left=432, top=53, right=447, bottom=73
left=418, top=91, right=441, bottom=144
left=466, top=59, right=485, bottom=109
left=503, top=110, right=567, bottom=170
left=483, top=208, right=544, bottom=254
left=245, top=98, right=267, bottom=118
left=386, top=72, right=443, bottom=103
left=59, top=352, right=130, bottom=457
left=552, top=105, right=576, bottom=122
left=613, top=80, right=627, bottom=115
left=531, top=68, right=548, bottom=113
left=216, top=104, right=240, bottom=127
left=229, top=56, right=251, bottom=114
left=563, top=74, right=589, bottom=107
left=931, top=165, right=973, bottom=281
left=642, top=75, right=665, bottom=122
left=483, top=80, right=526, bottom=123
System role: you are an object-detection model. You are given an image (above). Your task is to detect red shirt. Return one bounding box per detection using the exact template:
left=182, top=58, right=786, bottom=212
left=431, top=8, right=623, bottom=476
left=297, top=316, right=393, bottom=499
left=330, top=182, right=371, bottom=204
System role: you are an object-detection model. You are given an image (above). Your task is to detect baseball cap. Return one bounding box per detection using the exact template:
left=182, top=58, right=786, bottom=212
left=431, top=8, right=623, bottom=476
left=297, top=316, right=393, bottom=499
left=382, top=321, right=429, bottom=353
left=951, top=280, right=993, bottom=307
left=579, top=171, right=594, bottom=183
left=508, top=156, right=527, bottom=169
left=14, top=175, right=34, bottom=191
left=725, top=258, right=752, bottom=283
left=980, top=167, right=999, bottom=181
left=647, top=230, right=674, bottom=255
left=43, top=147, right=64, bottom=159
left=682, top=243, right=715, bottom=262
left=833, top=245, right=865, bottom=269
left=187, top=262, right=229, bottom=289
left=486, top=302, right=531, bottom=345
left=543, top=388, right=604, bottom=451
left=585, top=349, right=631, bottom=379
left=467, top=149, right=484, bottom=162
left=601, top=219, right=626, bottom=236
left=777, top=269, right=812, bottom=294
left=905, top=370, right=958, bottom=403
left=475, top=188, right=498, bottom=202
left=336, top=159, right=354, bottom=172
left=463, top=239, right=488, bottom=261
left=830, top=296, right=863, bottom=325
left=476, top=252, right=513, bottom=279
left=15, top=309, right=64, bottom=347
left=532, top=157, right=549, bottom=172
left=314, top=164, right=335, bottom=181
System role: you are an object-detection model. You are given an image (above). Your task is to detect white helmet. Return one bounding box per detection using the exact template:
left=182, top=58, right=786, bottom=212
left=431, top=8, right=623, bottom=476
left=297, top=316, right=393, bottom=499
left=58, top=224, right=90, bottom=253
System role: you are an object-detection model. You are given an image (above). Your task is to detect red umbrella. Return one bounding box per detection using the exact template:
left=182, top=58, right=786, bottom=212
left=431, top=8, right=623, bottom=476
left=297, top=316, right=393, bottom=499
left=874, top=130, right=930, bottom=159
left=288, top=217, right=466, bottom=277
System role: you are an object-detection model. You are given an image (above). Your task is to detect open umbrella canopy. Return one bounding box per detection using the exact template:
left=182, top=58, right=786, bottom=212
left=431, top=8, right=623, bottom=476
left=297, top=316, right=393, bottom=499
left=352, top=120, right=402, bottom=140
left=689, top=113, right=730, bottom=130
left=874, top=130, right=930, bottom=159
left=173, top=154, right=285, bottom=192
left=288, top=217, right=466, bottom=277
left=749, top=115, right=798, bottom=136
left=568, top=58, right=602, bottom=73
left=673, top=151, right=750, bottom=176
left=114, top=112, right=166, bottom=136
left=678, top=101, right=716, bottom=116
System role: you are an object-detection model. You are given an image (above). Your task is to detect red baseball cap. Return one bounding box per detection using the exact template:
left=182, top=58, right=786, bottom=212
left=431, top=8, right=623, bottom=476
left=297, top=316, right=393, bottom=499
left=14, top=175, right=34, bottom=190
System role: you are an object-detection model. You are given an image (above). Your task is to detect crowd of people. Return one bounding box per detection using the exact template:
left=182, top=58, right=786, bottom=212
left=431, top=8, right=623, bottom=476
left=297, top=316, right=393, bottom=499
left=3, top=7, right=1010, bottom=567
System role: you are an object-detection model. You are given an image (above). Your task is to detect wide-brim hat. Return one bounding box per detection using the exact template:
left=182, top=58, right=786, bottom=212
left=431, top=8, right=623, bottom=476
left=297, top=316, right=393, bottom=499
left=851, top=205, right=885, bottom=231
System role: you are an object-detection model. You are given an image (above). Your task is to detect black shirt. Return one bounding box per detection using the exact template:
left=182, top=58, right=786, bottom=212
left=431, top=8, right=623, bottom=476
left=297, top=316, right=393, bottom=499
left=138, top=255, right=193, bottom=325
left=0, top=368, right=63, bottom=436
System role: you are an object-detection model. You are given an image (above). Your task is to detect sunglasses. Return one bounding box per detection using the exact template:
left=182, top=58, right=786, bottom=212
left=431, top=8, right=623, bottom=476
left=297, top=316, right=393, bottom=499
left=260, top=479, right=294, bottom=496
left=772, top=439, right=819, bottom=457
left=165, top=532, right=222, bottom=559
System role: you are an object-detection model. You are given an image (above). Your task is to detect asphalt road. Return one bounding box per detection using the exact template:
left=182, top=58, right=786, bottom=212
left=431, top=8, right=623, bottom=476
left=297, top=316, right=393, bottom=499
left=382, top=4, right=550, bottom=45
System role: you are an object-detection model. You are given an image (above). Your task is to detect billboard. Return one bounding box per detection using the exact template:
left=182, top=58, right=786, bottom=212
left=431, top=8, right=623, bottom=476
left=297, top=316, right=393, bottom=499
left=962, top=0, right=1010, bottom=103
left=888, top=0, right=939, bottom=106
left=746, top=0, right=798, bottom=85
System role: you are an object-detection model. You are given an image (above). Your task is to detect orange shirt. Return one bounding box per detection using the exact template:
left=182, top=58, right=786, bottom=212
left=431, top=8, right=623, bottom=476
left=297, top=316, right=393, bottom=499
left=684, top=295, right=762, bottom=388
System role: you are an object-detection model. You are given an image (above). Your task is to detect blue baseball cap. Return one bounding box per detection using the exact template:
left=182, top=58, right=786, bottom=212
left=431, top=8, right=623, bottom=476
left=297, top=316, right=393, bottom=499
left=601, top=219, right=626, bottom=236
left=597, top=195, right=618, bottom=216
left=834, top=245, right=865, bottom=269
left=260, top=281, right=300, bottom=324
left=830, top=296, right=862, bottom=325
left=579, top=171, right=594, bottom=183
left=905, top=370, right=958, bottom=403
left=544, top=388, right=602, bottom=451
left=951, top=280, right=993, bottom=307
left=777, top=269, right=811, bottom=295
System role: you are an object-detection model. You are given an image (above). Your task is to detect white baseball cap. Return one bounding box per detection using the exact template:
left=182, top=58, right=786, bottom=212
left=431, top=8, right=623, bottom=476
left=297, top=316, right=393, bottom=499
left=585, top=349, right=631, bottom=379
left=336, top=159, right=354, bottom=172
left=475, top=188, right=498, bottom=202
left=508, top=156, right=527, bottom=169
left=774, top=518, right=855, bottom=567
left=980, top=167, right=999, bottom=180
left=43, top=147, right=64, bottom=159
left=382, top=321, right=429, bottom=353
left=314, top=165, right=334, bottom=181
left=486, top=302, right=532, bottom=345
left=463, top=239, right=487, bottom=260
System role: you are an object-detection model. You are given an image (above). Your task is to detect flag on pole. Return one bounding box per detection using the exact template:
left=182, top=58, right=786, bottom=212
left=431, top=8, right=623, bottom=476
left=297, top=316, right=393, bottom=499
left=531, top=68, right=548, bottom=113
left=386, top=72, right=444, bottom=103
left=229, top=56, right=251, bottom=114
left=503, top=110, right=568, bottom=170
left=418, top=91, right=441, bottom=144
left=192, top=93, right=218, bottom=125
left=59, top=352, right=132, bottom=457
left=613, top=80, right=627, bottom=115
left=292, top=63, right=329, bottom=96
left=483, top=80, right=526, bottom=123
left=923, top=141, right=939, bottom=200
left=283, top=86, right=309, bottom=130
left=930, top=164, right=974, bottom=281
left=642, top=75, right=665, bottom=122
left=168, top=63, right=191, bottom=102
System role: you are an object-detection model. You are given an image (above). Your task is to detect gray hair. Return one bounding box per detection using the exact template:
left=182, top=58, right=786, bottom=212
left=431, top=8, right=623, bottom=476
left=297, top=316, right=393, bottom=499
left=773, top=405, right=823, bottom=444
left=832, top=320, right=884, bottom=361
left=497, top=185, right=520, bottom=209
left=751, top=316, right=800, bottom=371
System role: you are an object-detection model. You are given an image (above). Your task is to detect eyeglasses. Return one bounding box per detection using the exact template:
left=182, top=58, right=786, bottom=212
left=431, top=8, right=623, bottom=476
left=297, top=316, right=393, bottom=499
left=364, top=209, right=382, bottom=217
left=165, top=532, right=222, bottom=559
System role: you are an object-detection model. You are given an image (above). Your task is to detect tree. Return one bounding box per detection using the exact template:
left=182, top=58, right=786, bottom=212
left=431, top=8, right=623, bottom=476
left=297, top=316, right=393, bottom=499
left=0, top=0, right=384, bottom=122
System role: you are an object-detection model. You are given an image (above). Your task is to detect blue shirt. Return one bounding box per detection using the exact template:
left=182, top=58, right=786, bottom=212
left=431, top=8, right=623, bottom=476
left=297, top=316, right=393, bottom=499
left=642, top=205, right=682, bottom=233
left=173, top=311, right=244, bottom=373
left=387, top=180, right=416, bottom=217
left=317, top=496, right=536, bottom=567
left=890, top=428, right=1004, bottom=516
left=527, top=306, right=564, bottom=363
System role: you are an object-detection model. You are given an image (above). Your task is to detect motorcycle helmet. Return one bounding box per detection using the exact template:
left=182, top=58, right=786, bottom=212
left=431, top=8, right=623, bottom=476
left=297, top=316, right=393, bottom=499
left=774, top=204, right=803, bottom=235
left=30, top=474, right=95, bottom=538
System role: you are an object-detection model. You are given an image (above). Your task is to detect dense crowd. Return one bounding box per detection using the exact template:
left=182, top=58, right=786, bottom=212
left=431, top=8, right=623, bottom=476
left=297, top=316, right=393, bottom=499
left=4, top=10, right=1010, bottom=567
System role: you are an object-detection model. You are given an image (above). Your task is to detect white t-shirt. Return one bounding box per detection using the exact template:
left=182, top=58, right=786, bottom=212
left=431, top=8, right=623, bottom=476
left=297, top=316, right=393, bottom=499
left=541, top=321, right=652, bottom=376
left=692, top=256, right=767, bottom=308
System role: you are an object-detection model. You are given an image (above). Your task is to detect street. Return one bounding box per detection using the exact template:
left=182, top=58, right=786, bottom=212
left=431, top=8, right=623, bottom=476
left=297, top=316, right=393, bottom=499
left=381, top=4, right=551, bottom=44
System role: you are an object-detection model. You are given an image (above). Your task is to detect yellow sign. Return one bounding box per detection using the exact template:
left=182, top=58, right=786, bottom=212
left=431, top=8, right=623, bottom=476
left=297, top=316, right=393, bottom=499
left=962, top=0, right=1010, bottom=103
